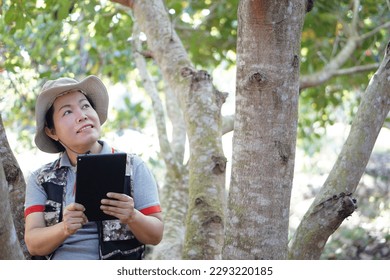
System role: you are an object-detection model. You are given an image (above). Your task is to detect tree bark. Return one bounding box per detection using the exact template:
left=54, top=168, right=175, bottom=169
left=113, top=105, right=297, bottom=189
left=289, top=41, right=390, bottom=259
left=0, top=161, right=25, bottom=259
left=0, top=114, right=29, bottom=259
left=132, top=0, right=227, bottom=259
left=223, top=0, right=306, bottom=260
left=181, top=68, right=227, bottom=259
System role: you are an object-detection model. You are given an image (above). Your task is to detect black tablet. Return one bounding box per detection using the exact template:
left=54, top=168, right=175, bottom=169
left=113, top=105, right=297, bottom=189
left=75, top=153, right=127, bottom=221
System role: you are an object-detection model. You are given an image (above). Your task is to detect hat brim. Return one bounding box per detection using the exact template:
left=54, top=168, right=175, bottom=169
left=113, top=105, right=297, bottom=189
left=34, top=75, right=109, bottom=153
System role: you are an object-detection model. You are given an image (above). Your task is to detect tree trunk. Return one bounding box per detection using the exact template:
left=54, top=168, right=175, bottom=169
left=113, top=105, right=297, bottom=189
left=132, top=0, right=227, bottom=259
left=0, top=114, right=29, bottom=259
left=289, top=41, right=390, bottom=259
left=223, top=0, right=306, bottom=260
left=0, top=161, right=25, bottom=259
left=132, top=23, right=188, bottom=259
left=181, top=68, right=227, bottom=259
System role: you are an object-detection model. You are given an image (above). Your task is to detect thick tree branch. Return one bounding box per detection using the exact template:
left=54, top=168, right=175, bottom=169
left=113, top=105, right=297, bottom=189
left=0, top=115, right=28, bottom=258
left=132, top=22, right=192, bottom=259
left=132, top=22, right=182, bottom=177
left=130, top=0, right=227, bottom=260
left=0, top=161, right=25, bottom=259
left=289, top=40, right=390, bottom=259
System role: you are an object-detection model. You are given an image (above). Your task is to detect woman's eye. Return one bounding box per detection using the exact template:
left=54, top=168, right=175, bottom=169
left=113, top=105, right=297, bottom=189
left=82, top=104, right=91, bottom=109
left=63, top=110, right=71, bottom=116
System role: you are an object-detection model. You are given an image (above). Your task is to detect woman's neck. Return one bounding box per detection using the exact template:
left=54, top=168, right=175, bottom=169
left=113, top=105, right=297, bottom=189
left=66, top=141, right=103, bottom=166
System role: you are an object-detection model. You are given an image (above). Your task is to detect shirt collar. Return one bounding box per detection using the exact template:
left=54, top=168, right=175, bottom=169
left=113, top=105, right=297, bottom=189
left=58, top=140, right=111, bottom=168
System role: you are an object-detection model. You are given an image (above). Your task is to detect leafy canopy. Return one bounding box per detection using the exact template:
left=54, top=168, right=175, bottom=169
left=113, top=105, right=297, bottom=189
left=0, top=0, right=388, bottom=154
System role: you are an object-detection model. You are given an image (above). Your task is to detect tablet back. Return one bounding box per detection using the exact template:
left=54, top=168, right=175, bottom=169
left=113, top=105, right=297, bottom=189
left=75, top=153, right=127, bottom=221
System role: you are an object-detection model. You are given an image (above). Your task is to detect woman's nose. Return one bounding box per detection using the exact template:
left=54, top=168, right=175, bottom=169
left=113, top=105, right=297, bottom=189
left=76, top=111, right=88, bottom=123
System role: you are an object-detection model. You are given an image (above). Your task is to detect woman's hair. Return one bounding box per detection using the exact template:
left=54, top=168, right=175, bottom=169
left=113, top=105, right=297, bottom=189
left=44, top=93, right=95, bottom=151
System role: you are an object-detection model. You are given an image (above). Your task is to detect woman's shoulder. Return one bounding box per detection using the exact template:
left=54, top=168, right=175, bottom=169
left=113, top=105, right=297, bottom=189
left=32, top=157, right=61, bottom=173
left=30, top=157, right=66, bottom=184
left=112, top=148, right=143, bottom=167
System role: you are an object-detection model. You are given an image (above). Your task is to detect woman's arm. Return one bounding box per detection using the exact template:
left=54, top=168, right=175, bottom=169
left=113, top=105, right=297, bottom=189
left=24, top=203, right=88, bottom=256
left=126, top=211, right=164, bottom=245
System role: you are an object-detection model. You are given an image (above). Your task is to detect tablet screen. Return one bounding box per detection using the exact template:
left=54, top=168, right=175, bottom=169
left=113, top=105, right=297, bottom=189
left=75, top=153, right=127, bottom=221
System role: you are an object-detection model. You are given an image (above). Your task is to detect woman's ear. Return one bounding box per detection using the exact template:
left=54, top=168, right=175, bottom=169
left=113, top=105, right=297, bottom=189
left=45, top=127, right=58, bottom=141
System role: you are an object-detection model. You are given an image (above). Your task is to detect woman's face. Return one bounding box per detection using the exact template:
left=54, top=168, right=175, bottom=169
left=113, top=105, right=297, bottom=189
left=45, top=90, right=101, bottom=154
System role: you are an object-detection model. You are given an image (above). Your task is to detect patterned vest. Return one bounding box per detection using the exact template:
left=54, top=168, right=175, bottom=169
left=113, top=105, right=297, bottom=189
left=36, top=153, right=145, bottom=260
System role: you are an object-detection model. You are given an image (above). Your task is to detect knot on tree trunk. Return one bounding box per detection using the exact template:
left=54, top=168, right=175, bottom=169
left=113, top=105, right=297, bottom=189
left=338, top=193, right=358, bottom=219
left=292, top=55, right=300, bottom=68
left=3, top=163, right=21, bottom=186
left=211, top=155, right=227, bottom=174
left=193, top=70, right=211, bottom=82
left=181, top=67, right=212, bottom=83
left=202, top=215, right=223, bottom=227
left=274, top=140, right=290, bottom=164
left=306, top=0, right=314, bottom=13
left=249, top=71, right=267, bottom=84
left=386, top=40, right=390, bottom=57
left=384, top=40, right=390, bottom=69
left=181, top=66, right=196, bottom=77
left=214, top=90, right=228, bottom=108
left=312, top=192, right=358, bottom=230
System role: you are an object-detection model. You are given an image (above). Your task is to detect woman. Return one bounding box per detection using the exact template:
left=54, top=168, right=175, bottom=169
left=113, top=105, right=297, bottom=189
left=24, top=75, right=163, bottom=259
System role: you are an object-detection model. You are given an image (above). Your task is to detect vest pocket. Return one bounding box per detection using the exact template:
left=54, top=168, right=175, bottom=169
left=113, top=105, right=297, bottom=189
left=98, top=220, right=145, bottom=260
left=44, top=200, right=61, bottom=226
left=101, top=220, right=136, bottom=241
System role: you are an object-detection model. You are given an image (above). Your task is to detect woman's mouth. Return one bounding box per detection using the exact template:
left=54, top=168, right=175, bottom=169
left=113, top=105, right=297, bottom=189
left=77, top=125, right=93, bottom=133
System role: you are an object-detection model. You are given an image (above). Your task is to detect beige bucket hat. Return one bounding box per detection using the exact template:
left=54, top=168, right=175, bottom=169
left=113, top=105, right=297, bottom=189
left=34, top=75, right=109, bottom=153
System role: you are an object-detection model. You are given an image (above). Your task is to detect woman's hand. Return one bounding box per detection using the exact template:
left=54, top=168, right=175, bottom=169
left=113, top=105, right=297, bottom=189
left=100, top=192, right=135, bottom=224
left=62, top=202, right=88, bottom=236
left=100, top=192, right=164, bottom=245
